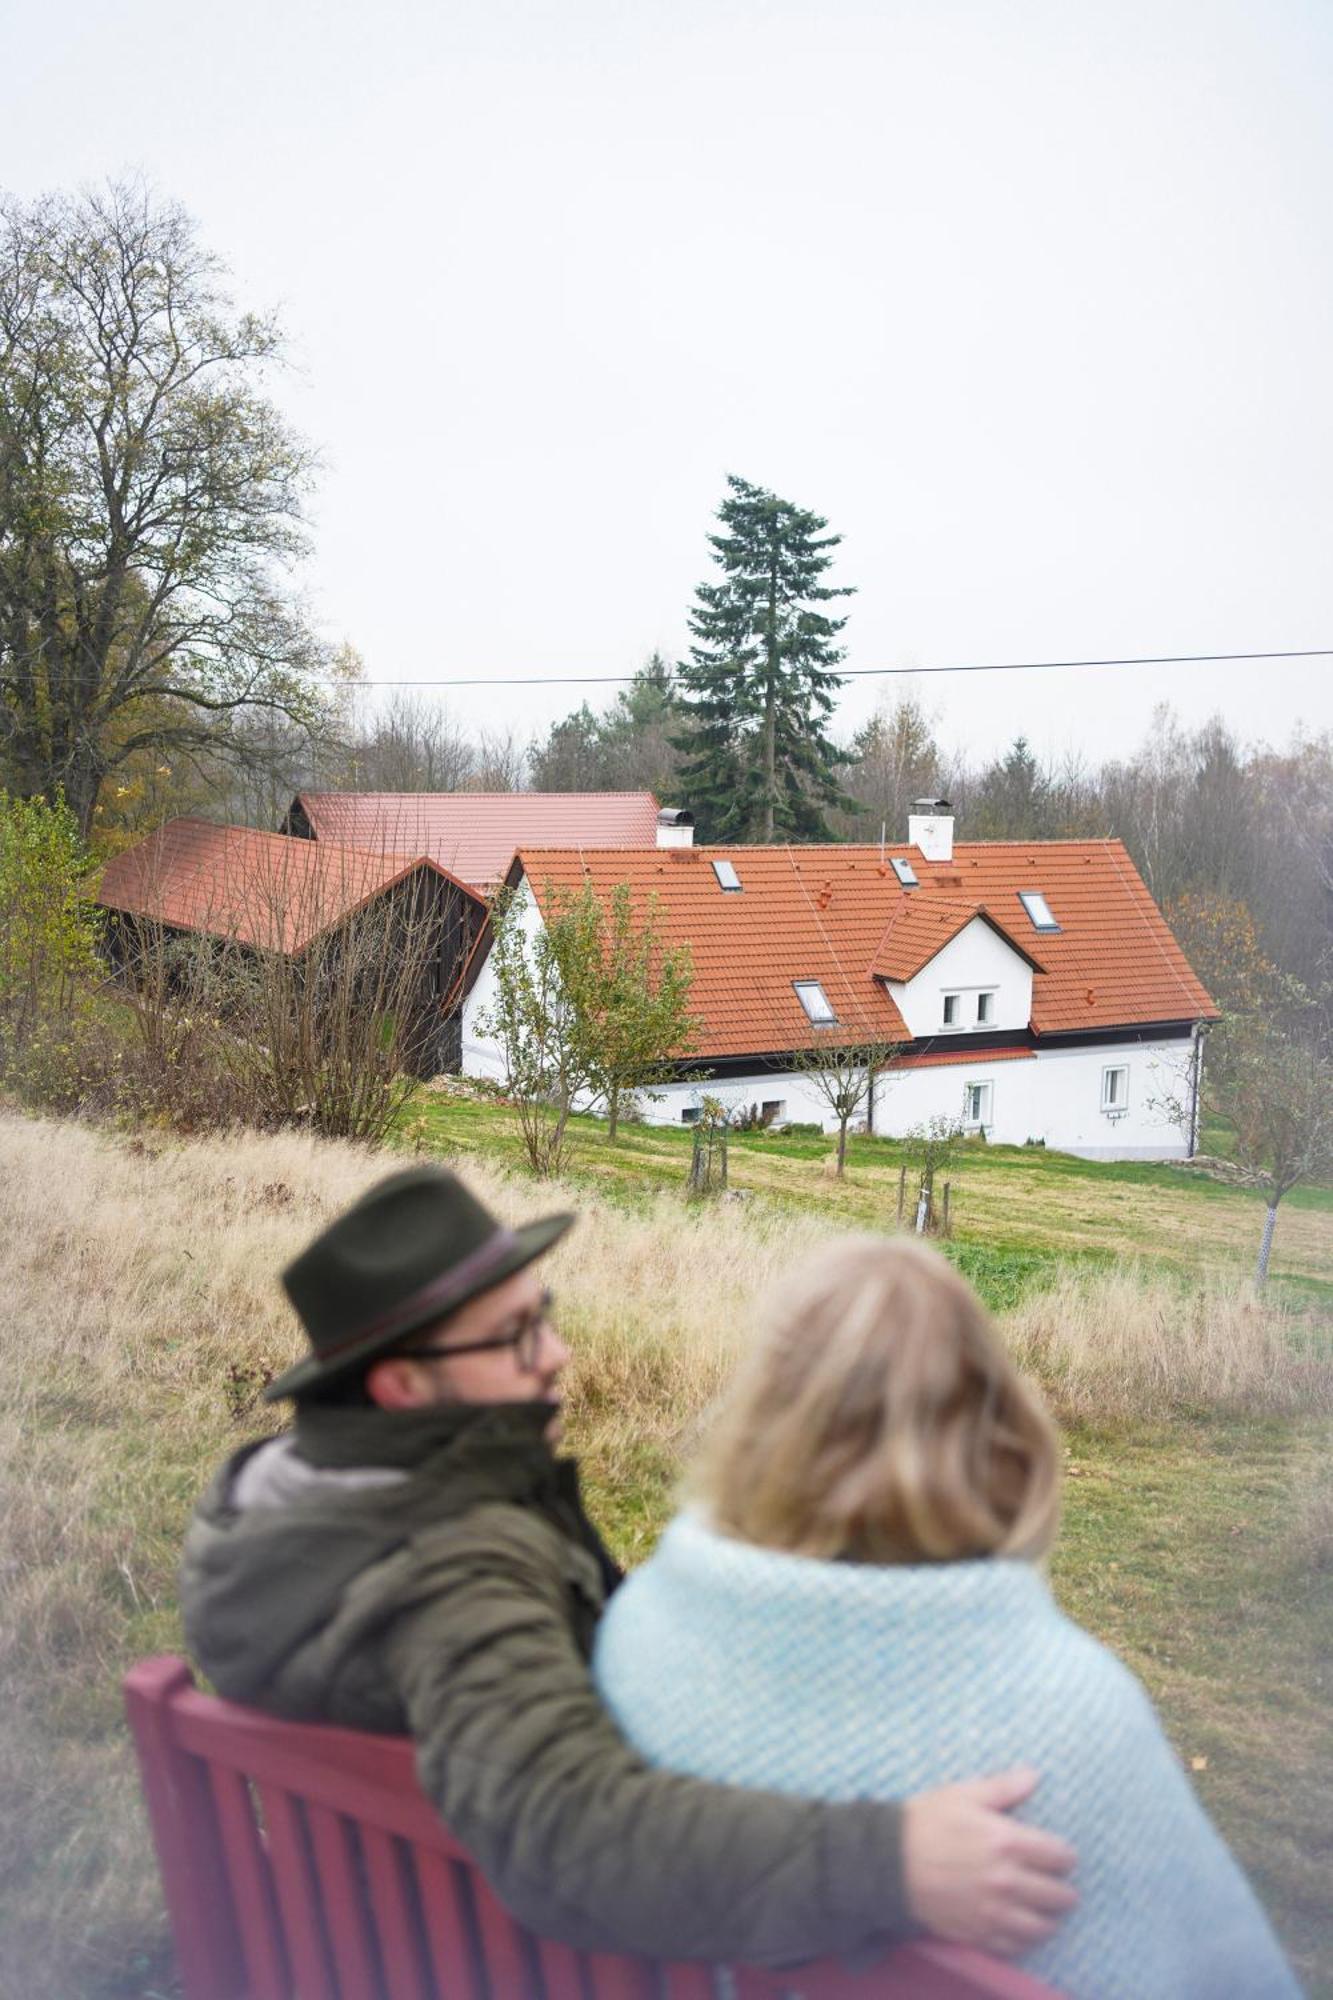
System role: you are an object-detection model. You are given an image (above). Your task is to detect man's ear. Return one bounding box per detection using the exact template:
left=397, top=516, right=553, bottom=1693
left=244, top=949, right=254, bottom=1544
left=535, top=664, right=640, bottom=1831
left=365, top=1355, right=431, bottom=1410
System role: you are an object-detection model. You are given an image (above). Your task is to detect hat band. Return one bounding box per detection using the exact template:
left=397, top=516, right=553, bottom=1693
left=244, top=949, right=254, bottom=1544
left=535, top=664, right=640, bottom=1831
left=317, top=1224, right=523, bottom=1363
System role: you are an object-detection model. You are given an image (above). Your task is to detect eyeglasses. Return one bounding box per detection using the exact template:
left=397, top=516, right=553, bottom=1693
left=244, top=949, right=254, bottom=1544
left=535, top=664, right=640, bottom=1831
left=411, top=1289, right=555, bottom=1373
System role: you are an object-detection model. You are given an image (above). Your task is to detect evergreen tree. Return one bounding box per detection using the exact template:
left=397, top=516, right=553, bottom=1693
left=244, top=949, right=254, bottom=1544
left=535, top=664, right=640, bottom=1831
left=528, top=705, right=604, bottom=792
left=528, top=656, right=687, bottom=798
left=973, top=736, right=1051, bottom=838
left=674, top=476, right=854, bottom=841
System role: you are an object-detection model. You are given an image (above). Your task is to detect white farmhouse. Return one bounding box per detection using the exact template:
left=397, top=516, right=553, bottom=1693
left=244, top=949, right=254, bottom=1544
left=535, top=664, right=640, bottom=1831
left=461, top=805, right=1217, bottom=1160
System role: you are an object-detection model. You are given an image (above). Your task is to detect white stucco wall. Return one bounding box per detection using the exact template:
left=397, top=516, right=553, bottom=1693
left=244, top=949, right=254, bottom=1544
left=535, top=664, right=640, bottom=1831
left=870, top=1038, right=1195, bottom=1158
left=635, top=1039, right=1195, bottom=1160
left=886, top=916, right=1034, bottom=1039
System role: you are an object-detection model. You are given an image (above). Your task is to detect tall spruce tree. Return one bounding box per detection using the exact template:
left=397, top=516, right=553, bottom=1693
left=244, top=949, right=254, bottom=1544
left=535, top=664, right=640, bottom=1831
left=674, top=475, right=854, bottom=841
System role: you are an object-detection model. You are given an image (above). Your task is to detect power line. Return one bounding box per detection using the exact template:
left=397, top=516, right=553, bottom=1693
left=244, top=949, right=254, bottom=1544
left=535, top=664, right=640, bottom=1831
left=348, top=647, right=1333, bottom=690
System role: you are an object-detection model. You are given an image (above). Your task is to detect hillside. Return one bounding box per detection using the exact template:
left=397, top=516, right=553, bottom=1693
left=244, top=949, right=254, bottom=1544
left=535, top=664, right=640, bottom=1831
left=2, top=1107, right=1330, bottom=1998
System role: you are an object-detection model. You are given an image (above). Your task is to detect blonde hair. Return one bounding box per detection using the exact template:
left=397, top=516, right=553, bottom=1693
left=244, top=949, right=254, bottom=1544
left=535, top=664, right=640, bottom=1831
left=693, top=1235, right=1060, bottom=1565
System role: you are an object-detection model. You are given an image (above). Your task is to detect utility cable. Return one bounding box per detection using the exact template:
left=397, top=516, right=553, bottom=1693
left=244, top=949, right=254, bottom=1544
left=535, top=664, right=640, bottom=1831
left=346, top=647, right=1333, bottom=691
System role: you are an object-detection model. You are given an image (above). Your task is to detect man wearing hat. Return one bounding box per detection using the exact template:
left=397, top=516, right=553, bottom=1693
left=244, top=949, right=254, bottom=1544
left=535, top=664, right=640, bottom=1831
left=181, top=1167, right=1077, bottom=1967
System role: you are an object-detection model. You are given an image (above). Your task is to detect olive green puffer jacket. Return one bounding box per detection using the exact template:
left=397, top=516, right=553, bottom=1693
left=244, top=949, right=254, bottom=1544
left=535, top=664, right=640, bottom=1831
left=180, top=1400, right=908, bottom=1965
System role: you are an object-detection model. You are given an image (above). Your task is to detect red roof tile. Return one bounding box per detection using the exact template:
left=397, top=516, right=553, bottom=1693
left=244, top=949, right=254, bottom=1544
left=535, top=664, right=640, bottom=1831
left=895, top=1045, right=1036, bottom=1070
left=98, top=819, right=480, bottom=954
left=293, top=791, right=661, bottom=891
left=511, top=840, right=1216, bottom=1058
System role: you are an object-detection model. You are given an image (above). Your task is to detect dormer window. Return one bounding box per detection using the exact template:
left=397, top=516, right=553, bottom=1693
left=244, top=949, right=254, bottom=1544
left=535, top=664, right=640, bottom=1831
left=1018, top=890, right=1060, bottom=933
left=712, top=858, right=743, bottom=892
left=794, top=980, right=836, bottom=1025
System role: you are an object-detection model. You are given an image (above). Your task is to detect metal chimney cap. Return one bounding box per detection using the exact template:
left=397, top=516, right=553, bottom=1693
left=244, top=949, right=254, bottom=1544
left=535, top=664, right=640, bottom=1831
left=910, top=797, right=952, bottom=813
left=657, top=807, right=694, bottom=826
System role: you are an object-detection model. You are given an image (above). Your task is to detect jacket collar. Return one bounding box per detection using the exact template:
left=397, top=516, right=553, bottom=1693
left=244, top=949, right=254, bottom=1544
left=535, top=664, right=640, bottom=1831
left=290, top=1397, right=622, bottom=1598
left=293, top=1397, right=558, bottom=1471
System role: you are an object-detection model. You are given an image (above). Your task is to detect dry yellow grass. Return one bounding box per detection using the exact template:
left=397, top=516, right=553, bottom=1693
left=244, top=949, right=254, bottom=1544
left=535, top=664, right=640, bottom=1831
left=2, top=1107, right=1329, bottom=1997
left=1004, top=1263, right=1333, bottom=1423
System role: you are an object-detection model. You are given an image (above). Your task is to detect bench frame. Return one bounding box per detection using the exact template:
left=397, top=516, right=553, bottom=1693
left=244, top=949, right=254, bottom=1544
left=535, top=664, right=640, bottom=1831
left=124, top=1655, right=1060, bottom=2000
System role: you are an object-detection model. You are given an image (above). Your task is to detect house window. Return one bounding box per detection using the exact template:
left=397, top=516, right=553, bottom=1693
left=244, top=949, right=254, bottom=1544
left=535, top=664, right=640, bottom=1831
left=963, top=1081, right=992, bottom=1129
left=681, top=1105, right=701, bottom=1125
left=1018, top=890, right=1061, bottom=932
left=761, top=1099, right=786, bottom=1127
left=942, top=992, right=961, bottom=1026
left=890, top=856, right=918, bottom=888
left=794, top=980, right=836, bottom=1025
left=712, top=858, right=743, bottom=892
left=976, top=990, right=995, bottom=1025
left=1101, top=1065, right=1129, bottom=1114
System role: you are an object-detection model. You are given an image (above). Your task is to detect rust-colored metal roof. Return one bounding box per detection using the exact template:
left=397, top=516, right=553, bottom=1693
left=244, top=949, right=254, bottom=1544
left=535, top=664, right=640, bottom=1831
left=512, top=839, right=1217, bottom=1058
left=293, top=791, right=661, bottom=891
left=98, top=819, right=481, bottom=954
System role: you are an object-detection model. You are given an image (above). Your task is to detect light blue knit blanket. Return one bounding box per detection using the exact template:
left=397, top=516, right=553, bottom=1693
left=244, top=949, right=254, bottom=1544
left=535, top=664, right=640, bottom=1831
left=594, top=1511, right=1300, bottom=1999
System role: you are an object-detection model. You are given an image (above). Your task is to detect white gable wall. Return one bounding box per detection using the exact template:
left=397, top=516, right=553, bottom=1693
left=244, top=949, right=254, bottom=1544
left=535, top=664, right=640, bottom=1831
left=460, top=875, right=546, bottom=1085
left=887, top=917, right=1034, bottom=1039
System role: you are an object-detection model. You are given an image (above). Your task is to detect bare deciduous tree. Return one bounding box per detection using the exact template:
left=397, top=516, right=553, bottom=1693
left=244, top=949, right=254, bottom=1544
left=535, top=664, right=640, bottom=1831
left=0, top=179, right=328, bottom=836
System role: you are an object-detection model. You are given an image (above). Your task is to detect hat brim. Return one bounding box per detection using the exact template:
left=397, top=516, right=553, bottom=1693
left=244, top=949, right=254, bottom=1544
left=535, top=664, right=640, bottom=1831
left=263, top=1211, right=575, bottom=1403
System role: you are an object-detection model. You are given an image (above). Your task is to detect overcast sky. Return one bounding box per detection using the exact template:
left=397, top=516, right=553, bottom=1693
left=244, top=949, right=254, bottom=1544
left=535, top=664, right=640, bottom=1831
left=6, top=0, right=1332, bottom=772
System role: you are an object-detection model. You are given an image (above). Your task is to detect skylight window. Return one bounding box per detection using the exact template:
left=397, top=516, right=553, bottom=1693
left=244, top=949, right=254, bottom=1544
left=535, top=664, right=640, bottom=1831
left=712, top=858, right=743, bottom=892
left=1018, top=890, right=1061, bottom=933
left=890, top=856, right=919, bottom=888
left=794, top=980, right=837, bottom=1025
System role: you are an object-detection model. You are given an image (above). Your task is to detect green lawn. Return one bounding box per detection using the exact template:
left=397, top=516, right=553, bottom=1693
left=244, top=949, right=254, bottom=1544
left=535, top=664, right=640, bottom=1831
left=401, top=1091, right=1333, bottom=1313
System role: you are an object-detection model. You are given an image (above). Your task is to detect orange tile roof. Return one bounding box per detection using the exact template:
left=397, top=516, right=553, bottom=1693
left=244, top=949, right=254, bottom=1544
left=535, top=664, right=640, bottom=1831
left=511, top=840, right=1217, bottom=1058
left=98, top=819, right=481, bottom=955
left=293, top=791, right=661, bottom=891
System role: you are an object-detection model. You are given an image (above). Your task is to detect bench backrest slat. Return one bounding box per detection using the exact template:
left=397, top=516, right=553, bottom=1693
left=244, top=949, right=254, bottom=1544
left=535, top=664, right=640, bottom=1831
left=305, top=1802, right=386, bottom=1999
left=206, top=1761, right=291, bottom=2000
left=124, top=1655, right=1064, bottom=2000
left=257, top=1781, right=341, bottom=1999
left=412, top=1847, right=489, bottom=2000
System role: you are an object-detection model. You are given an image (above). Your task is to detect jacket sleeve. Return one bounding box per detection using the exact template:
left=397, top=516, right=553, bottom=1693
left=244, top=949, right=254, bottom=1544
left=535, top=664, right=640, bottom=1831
left=378, top=1503, right=909, bottom=1965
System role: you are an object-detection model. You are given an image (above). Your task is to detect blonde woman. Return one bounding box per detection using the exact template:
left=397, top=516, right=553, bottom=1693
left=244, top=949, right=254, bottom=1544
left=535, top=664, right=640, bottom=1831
left=593, top=1238, right=1299, bottom=1999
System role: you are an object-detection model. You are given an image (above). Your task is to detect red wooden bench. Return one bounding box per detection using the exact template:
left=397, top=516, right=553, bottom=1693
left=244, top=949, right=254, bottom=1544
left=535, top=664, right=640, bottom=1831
left=124, top=1655, right=1064, bottom=2000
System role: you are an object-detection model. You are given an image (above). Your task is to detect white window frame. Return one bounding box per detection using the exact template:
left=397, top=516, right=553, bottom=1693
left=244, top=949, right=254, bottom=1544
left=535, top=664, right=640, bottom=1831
left=890, top=855, right=919, bottom=888
left=975, top=989, right=996, bottom=1025
left=681, top=1105, right=702, bottom=1125
left=794, top=979, right=837, bottom=1026
left=760, top=1099, right=786, bottom=1127
left=963, top=1080, right=992, bottom=1129
left=1101, top=1064, right=1129, bottom=1117
left=942, top=991, right=961, bottom=1026
left=712, top=858, right=743, bottom=892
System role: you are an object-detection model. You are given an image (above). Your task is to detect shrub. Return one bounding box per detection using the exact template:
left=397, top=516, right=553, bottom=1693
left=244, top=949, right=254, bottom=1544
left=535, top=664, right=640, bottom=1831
left=0, top=793, right=103, bottom=1086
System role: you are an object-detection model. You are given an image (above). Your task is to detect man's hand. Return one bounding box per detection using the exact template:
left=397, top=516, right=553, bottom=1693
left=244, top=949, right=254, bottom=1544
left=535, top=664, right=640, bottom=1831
left=902, top=1766, right=1078, bottom=1958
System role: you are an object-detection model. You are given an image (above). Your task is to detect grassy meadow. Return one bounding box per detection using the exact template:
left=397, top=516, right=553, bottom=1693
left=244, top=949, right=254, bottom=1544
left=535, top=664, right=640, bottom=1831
left=2, top=1099, right=1331, bottom=1998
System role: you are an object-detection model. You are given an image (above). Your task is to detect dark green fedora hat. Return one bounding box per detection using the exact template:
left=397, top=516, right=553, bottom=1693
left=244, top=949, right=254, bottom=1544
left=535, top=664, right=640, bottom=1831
left=265, top=1166, right=575, bottom=1402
